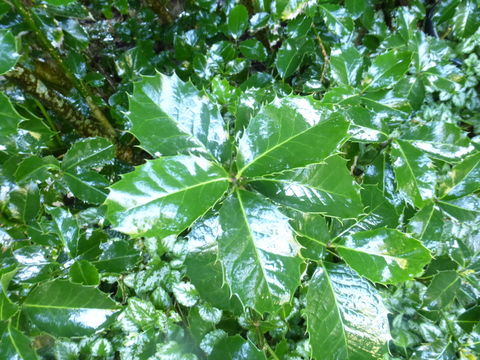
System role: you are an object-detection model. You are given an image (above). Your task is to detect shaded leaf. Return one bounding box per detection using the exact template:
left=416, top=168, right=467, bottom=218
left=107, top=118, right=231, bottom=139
left=0, top=322, right=38, bottom=360
left=423, top=270, right=461, bottom=309
left=15, top=156, right=59, bottom=184
left=441, top=152, right=480, bottom=199
left=69, top=260, right=100, bottom=286
left=210, top=335, right=265, bottom=360
left=0, top=30, right=19, bottom=75
left=227, top=5, right=248, bottom=40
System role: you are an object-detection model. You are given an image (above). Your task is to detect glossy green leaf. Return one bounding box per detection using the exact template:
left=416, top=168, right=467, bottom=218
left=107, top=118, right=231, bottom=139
left=217, top=190, right=301, bottom=313
left=345, top=0, right=368, bottom=18
left=441, top=152, right=480, bottom=199
left=252, top=156, right=363, bottom=218
left=360, top=88, right=412, bottom=116
left=362, top=50, right=412, bottom=90
left=0, top=30, right=19, bottom=75
left=453, top=0, right=479, bottom=38
left=0, top=270, right=18, bottom=321
left=345, top=106, right=389, bottom=143
left=0, top=94, right=23, bottom=153
left=92, top=239, right=140, bottom=273
left=128, top=73, right=228, bottom=161
left=47, top=207, right=80, bottom=258
left=401, top=122, right=474, bottom=162
left=438, top=195, right=480, bottom=222
left=210, top=335, right=265, bottom=360
left=458, top=305, right=480, bottom=332
left=275, top=38, right=311, bottom=79
left=0, top=322, right=38, bottom=360
left=44, top=0, right=77, bottom=5
left=23, top=280, right=118, bottom=337
left=0, top=293, right=17, bottom=321
left=13, top=246, right=57, bottom=284
left=105, top=155, right=228, bottom=238
left=185, top=214, right=242, bottom=313
left=319, top=4, right=355, bottom=41
left=407, top=203, right=446, bottom=253
left=305, top=263, right=390, bottom=360
left=237, top=96, right=348, bottom=177
left=227, top=5, right=248, bottom=40
left=423, top=271, right=461, bottom=309
left=61, top=137, right=114, bottom=171
left=390, top=139, right=436, bottom=208
left=238, top=39, right=266, bottom=62
left=8, top=182, right=40, bottom=224
left=63, top=170, right=109, bottom=204
left=337, top=228, right=432, bottom=284
left=287, top=210, right=328, bottom=260
left=69, top=260, right=100, bottom=285
left=330, top=47, right=363, bottom=86
left=15, top=156, right=59, bottom=184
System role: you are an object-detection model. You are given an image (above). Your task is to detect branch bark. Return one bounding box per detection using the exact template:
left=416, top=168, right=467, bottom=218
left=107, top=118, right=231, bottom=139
left=5, top=65, right=142, bottom=164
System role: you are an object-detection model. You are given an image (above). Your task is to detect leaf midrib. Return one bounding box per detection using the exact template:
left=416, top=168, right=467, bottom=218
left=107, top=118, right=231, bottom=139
left=235, top=190, right=274, bottom=303
left=116, top=177, right=228, bottom=214
left=63, top=144, right=113, bottom=170
left=238, top=117, right=334, bottom=177
left=321, top=264, right=350, bottom=359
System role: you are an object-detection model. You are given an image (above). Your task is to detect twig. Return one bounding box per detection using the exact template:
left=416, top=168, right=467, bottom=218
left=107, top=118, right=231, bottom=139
left=312, top=25, right=329, bottom=84
left=12, top=0, right=117, bottom=139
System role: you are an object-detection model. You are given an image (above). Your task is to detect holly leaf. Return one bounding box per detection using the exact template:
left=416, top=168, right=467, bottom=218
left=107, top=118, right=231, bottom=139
left=105, top=155, right=229, bottom=238
left=61, top=137, right=114, bottom=171
left=0, top=30, right=19, bottom=75
left=128, top=73, right=228, bottom=162
left=330, top=46, right=363, bottom=86
left=337, top=228, right=432, bottom=284
left=210, top=335, right=265, bottom=360
left=441, top=152, right=480, bottom=199
left=185, top=214, right=242, bottom=313
left=0, top=322, right=38, bottom=360
left=362, top=50, right=412, bottom=90
left=305, top=263, right=390, bottom=360
left=227, top=5, right=249, bottom=40
left=237, top=96, right=348, bottom=177
left=390, top=139, right=436, bottom=208
left=252, top=155, right=363, bottom=218
left=217, top=190, right=301, bottom=313
left=423, top=270, right=461, bottom=309
left=23, top=280, right=119, bottom=337
left=0, top=94, right=23, bottom=153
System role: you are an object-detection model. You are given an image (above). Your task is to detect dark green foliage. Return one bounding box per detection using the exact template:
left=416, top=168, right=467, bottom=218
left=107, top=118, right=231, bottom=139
left=0, top=0, right=479, bottom=359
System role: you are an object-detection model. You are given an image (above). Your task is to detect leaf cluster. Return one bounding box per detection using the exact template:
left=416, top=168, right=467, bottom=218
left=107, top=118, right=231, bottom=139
left=0, top=0, right=479, bottom=359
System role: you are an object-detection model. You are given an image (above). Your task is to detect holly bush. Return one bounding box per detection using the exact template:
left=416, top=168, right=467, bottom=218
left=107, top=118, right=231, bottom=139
left=1, top=0, right=479, bottom=359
